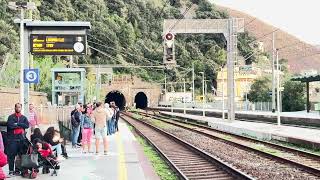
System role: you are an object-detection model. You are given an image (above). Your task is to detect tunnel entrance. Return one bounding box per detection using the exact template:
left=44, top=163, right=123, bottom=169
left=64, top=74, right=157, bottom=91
left=105, top=91, right=126, bottom=110
left=134, top=92, right=148, bottom=109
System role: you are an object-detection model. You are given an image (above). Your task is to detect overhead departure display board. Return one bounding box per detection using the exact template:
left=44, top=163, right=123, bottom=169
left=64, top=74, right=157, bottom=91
left=30, top=34, right=87, bottom=55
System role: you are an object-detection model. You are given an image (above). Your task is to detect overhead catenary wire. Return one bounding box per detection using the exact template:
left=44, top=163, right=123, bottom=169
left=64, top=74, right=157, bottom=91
left=87, top=39, right=163, bottom=66
left=168, top=3, right=193, bottom=32
left=88, top=34, right=163, bottom=65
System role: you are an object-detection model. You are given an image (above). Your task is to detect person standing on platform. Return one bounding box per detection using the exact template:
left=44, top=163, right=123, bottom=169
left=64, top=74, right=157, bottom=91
left=93, top=102, right=110, bottom=155
left=80, top=107, right=94, bottom=153
left=105, top=103, right=114, bottom=135
left=28, top=103, right=39, bottom=133
left=114, top=105, right=120, bottom=132
left=71, top=104, right=82, bottom=148
left=77, top=103, right=85, bottom=147
left=6, top=103, right=29, bottom=176
left=110, top=101, right=117, bottom=134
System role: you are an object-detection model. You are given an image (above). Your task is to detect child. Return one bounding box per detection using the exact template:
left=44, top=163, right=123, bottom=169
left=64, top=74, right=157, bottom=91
left=34, top=138, right=52, bottom=158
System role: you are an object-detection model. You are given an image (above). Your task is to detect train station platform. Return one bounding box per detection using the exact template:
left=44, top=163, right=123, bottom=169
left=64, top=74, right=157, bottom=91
left=153, top=107, right=320, bottom=128
left=3, top=120, right=159, bottom=180
left=160, top=111, right=320, bottom=149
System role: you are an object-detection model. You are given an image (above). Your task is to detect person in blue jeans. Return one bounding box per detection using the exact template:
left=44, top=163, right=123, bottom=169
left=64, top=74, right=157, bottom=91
left=105, top=103, right=113, bottom=135
left=110, top=101, right=117, bottom=134
left=71, top=104, right=82, bottom=148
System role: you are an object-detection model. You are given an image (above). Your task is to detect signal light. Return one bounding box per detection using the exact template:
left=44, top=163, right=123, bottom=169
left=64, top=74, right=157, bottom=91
left=163, top=32, right=176, bottom=66
left=165, top=32, right=174, bottom=41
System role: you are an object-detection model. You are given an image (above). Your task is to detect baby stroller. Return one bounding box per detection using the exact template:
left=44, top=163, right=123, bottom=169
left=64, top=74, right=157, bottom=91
left=33, top=138, right=60, bottom=176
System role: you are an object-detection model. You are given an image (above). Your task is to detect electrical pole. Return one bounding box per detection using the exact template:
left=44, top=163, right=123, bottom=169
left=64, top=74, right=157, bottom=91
left=272, top=32, right=276, bottom=113
left=227, top=18, right=237, bottom=121
left=200, top=72, right=205, bottom=117
left=192, top=62, right=195, bottom=104
left=164, top=74, right=167, bottom=93
left=8, top=2, right=36, bottom=114
left=19, top=7, right=25, bottom=112
left=276, top=49, right=281, bottom=126
left=183, top=78, right=186, bottom=114
left=221, top=67, right=225, bottom=120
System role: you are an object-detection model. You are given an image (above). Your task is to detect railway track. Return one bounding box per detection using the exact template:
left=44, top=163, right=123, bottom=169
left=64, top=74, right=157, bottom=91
left=136, top=111, right=320, bottom=177
left=121, top=113, right=254, bottom=180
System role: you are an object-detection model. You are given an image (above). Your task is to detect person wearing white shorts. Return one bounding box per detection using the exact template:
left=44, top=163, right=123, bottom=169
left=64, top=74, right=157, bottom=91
left=93, top=102, right=112, bottom=155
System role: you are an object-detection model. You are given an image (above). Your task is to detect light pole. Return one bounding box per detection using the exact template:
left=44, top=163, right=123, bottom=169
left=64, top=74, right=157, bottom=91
left=8, top=1, right=36, bottom=114
left=272, top=32, right=276, bottom=113
left=276, top=49, right=281, bottom=126
left=199, top=72, right=205, bottom=117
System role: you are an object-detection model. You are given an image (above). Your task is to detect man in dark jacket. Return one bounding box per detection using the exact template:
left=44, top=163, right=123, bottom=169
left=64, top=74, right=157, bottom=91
left=71, top=104, right=81, bottom=148
left=7, top=103, right=29, bottom=176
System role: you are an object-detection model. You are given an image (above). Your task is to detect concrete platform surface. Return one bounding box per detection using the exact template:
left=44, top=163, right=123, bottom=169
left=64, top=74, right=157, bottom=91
left=155, top=107, right=320, bottom=119
left=161, top=111, right=320, bottom=148
left=3, top=120, right=159, bottom=180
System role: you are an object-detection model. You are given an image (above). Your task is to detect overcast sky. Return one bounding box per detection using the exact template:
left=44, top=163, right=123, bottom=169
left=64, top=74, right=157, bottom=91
left=210, top=0, right=320, bottom=45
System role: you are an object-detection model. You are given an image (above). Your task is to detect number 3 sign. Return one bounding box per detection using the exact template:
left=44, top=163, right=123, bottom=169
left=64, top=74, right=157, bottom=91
left=24, top=69, right=40, bottom=84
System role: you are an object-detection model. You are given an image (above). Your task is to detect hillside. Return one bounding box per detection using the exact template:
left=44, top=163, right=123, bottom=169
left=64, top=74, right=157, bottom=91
left=218, top=5, right=320, bottom=74
left=0, top=0, right=257, bottom=99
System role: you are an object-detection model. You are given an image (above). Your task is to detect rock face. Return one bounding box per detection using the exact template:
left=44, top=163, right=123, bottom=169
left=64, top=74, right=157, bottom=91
left=218, top=5, right=320, bottom=74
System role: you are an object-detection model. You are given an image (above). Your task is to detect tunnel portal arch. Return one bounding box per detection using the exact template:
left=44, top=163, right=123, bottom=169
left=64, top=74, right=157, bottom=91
left=134, top=92, right=148, bottom=109
left=105, top=90, right=126, bottom=110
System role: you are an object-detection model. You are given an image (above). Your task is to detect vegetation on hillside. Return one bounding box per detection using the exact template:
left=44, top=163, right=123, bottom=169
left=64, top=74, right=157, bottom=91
left=0, top=0, right=257, bottom=100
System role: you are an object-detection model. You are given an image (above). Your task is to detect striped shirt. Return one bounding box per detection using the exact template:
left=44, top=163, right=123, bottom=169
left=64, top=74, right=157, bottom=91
left=29, top=110, right=38, bottom=127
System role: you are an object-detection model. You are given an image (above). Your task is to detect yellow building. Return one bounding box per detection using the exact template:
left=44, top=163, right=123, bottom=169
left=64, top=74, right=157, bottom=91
left=216, top=66, right=262, bottom=102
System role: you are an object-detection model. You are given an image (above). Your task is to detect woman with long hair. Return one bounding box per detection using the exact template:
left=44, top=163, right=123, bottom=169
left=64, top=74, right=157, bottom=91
left=31, top=128, right=43, bottom=143
left=43, top=127, right=65, bottom=161
left=81, top=107, right=94, bottom=153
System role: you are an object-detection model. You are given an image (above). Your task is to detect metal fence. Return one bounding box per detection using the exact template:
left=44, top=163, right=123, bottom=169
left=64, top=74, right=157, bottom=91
left=158, top=101, right=272, bottom=112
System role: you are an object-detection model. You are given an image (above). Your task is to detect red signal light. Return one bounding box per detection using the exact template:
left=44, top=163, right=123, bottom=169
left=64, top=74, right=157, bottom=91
left=165, top=33, right=174, bottom=41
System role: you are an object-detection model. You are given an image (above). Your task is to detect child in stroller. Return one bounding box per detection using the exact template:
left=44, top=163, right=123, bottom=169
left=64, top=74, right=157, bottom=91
left=33, top=138, right=60, bottom=176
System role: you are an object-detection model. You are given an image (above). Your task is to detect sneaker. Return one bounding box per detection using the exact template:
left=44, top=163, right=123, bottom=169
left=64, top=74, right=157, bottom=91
left=104, top=151, right=108, bottom=155
left=8, top=171, right=15, bottom=177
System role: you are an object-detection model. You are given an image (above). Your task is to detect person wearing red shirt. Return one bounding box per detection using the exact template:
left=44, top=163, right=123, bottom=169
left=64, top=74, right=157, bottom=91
left=6, top=103, right=29, bottom=177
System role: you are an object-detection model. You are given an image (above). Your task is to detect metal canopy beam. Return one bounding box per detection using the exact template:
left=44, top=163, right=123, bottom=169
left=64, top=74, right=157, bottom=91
left=163, top=18, right=244, bottom=121
left=292, top=75, right=320, bottom=82
left=163, top=19, right=244, bottom=34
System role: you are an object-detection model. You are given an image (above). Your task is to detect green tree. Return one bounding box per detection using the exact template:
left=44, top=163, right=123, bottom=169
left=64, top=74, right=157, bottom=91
left=282, top=81, right=305, bottom=112
left=247, top=76, right=272, bottom=102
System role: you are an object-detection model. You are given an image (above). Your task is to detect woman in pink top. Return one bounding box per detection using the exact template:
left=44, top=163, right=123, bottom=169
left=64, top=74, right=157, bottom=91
left=29, top=103, right=39, bottom=133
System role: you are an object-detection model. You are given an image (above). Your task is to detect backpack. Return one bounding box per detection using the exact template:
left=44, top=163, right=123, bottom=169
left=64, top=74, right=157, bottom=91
left=71, top=113, right=80, bottom=127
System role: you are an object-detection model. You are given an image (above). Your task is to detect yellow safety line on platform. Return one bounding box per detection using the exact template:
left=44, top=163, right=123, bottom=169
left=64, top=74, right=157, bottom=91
left=117, top=132, right=128, bottom=180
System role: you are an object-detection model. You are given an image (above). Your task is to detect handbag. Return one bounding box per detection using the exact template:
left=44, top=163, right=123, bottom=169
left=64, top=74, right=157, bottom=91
left=21, top=147, right=39, bottom=168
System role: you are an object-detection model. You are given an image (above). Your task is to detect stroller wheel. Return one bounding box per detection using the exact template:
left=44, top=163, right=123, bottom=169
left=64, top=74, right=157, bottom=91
left=42, top=167, right=50, bottom=174
left=51, top=170, right=58, bottom=176
left=22, top=170, right=29, bottom=178
left=29, top=171, right=37, bottom=179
